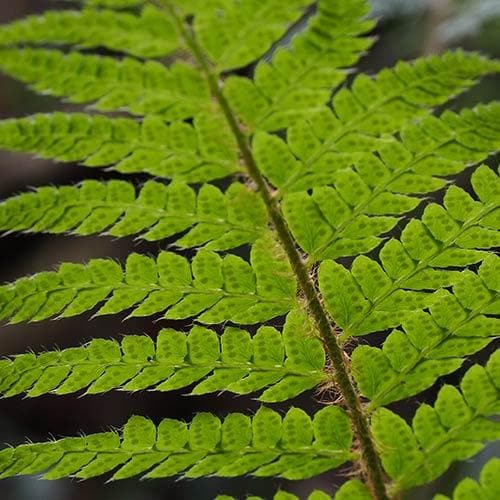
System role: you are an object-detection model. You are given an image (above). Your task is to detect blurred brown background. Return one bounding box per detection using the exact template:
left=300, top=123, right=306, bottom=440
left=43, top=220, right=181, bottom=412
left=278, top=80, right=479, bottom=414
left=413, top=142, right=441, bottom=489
left=0, top=1, right=499, bottom=499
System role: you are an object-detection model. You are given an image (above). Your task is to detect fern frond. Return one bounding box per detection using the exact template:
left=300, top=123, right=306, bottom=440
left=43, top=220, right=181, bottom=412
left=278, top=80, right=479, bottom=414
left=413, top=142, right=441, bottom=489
left=273, top=51, right=500, bottom=179
left=0, top=48, right=211, bottom=121
left=0, top=1, right=498, bottom=496
left=434, top=458, right=500, bottom=500
left=253, top=61, right=500, bottom=195
left=353, top=255, right=498, bottom=407
left=0, top=6, right=178, bottom=58
left=0, top=407, right=354, bottom=480
left=0, top=237, right=297, bottom=325
left=0, top=180, right=267, bottom=249
left=218, top=491, right=332, bottom=500
left=192, top=0, right=311, bottom=71
left=273, top=105, right=500, bottom=257
left=318, top=166, right=499, bottom=336
left=0, top=310, right=325, bottom=401
left=372, top=351, right=500, bottom=494
left=219, top=479, right=372, bottom=500
left=334, top=480, right=371, bottom=500
left=0, top=113, right=239, bottom=182
left=224, top=0, right=375, bottom=131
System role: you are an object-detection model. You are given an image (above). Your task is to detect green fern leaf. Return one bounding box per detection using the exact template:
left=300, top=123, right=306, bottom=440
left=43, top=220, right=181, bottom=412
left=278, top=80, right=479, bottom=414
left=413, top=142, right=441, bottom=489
left=0, top=180, right=267, bottom=248
left=224, top=0, right=375, bottom=131
left=0, top=310, right=325, bottom=401
left=372, top=350, right=500, bottom=493
left=275, top=52, right=500, bottom=184
left=353, top=255, right=498, bottom=407
left=434, top=457, right=500, bottom=500
left=0, top=112, right=239, bottom=182
left=318, top=166, right=499, bottom=336
left=334, top=480, right=371, bottom=500
left=0, top=1, right=499, bottom=497
left=0, top=407, right=354, bottom=480
left=218, top=491, right=333, bottom=500
left=218, top=479, right=372, bottom=500
left=0, top=237, right=297, bottom=324
left=279, top=109, right=500, bottom=258
left=192, top=0, right=311, bottom=71
left=0, top=48, right=211, bottom=120
left=0, top=6, right=179, bottom=58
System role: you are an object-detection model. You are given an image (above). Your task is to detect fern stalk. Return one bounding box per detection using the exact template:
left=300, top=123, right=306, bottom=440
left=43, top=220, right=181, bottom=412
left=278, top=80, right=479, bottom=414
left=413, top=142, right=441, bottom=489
left=150, top=1, right=390, bottom=498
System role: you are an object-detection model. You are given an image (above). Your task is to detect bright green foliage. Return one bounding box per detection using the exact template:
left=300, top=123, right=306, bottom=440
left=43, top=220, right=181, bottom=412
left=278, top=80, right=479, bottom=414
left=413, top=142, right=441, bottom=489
left=0, top=179, right=267, bottom=248
left=217, top=493, right=331, bottom=500
left=0, top=407, right=354, bottom=480
left=0, top=48, right=211, bottom=121
left=0, top=0, right=499, bottom=497
left=282, top=52, right=500, bottom=176
left=217, top=479, right=371, bottom=500
left=318, top=166, right=499, bottom=336
left=224, top=0, right=375, bottom=131
left=280, top=108, right=500, bottom=259
left=0, top=310, right=325, bottom=402
left=194, top=0, right=311, bottom=71
left=255, top=56, right=500, bottom=190
left=434, top=458, right=500, bottom=500
left=335, top=480, right=371, bottom=500
left=0, top=237, right=296, bottom=324
left=0, top=6, right=178, bottom=58
left=372, top=351, right=500, bottom=493
left=353, top=256, right=499, bottom=407
left=0, top=112, right=239, bottom=182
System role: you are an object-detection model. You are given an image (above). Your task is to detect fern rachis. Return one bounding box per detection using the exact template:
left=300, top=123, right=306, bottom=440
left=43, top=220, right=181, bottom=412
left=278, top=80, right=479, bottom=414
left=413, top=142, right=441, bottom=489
left=0, top=1, right=499, bottom=499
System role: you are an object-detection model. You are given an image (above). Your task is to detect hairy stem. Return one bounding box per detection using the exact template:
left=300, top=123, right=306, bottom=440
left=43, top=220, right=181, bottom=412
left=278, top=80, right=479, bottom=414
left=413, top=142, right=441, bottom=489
left=152, top=2, right=390, bottom=498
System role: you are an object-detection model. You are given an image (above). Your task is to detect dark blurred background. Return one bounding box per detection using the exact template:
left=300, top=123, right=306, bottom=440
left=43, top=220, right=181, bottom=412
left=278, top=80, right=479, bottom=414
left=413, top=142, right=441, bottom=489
left=0, top=1, right=499, bottom=499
